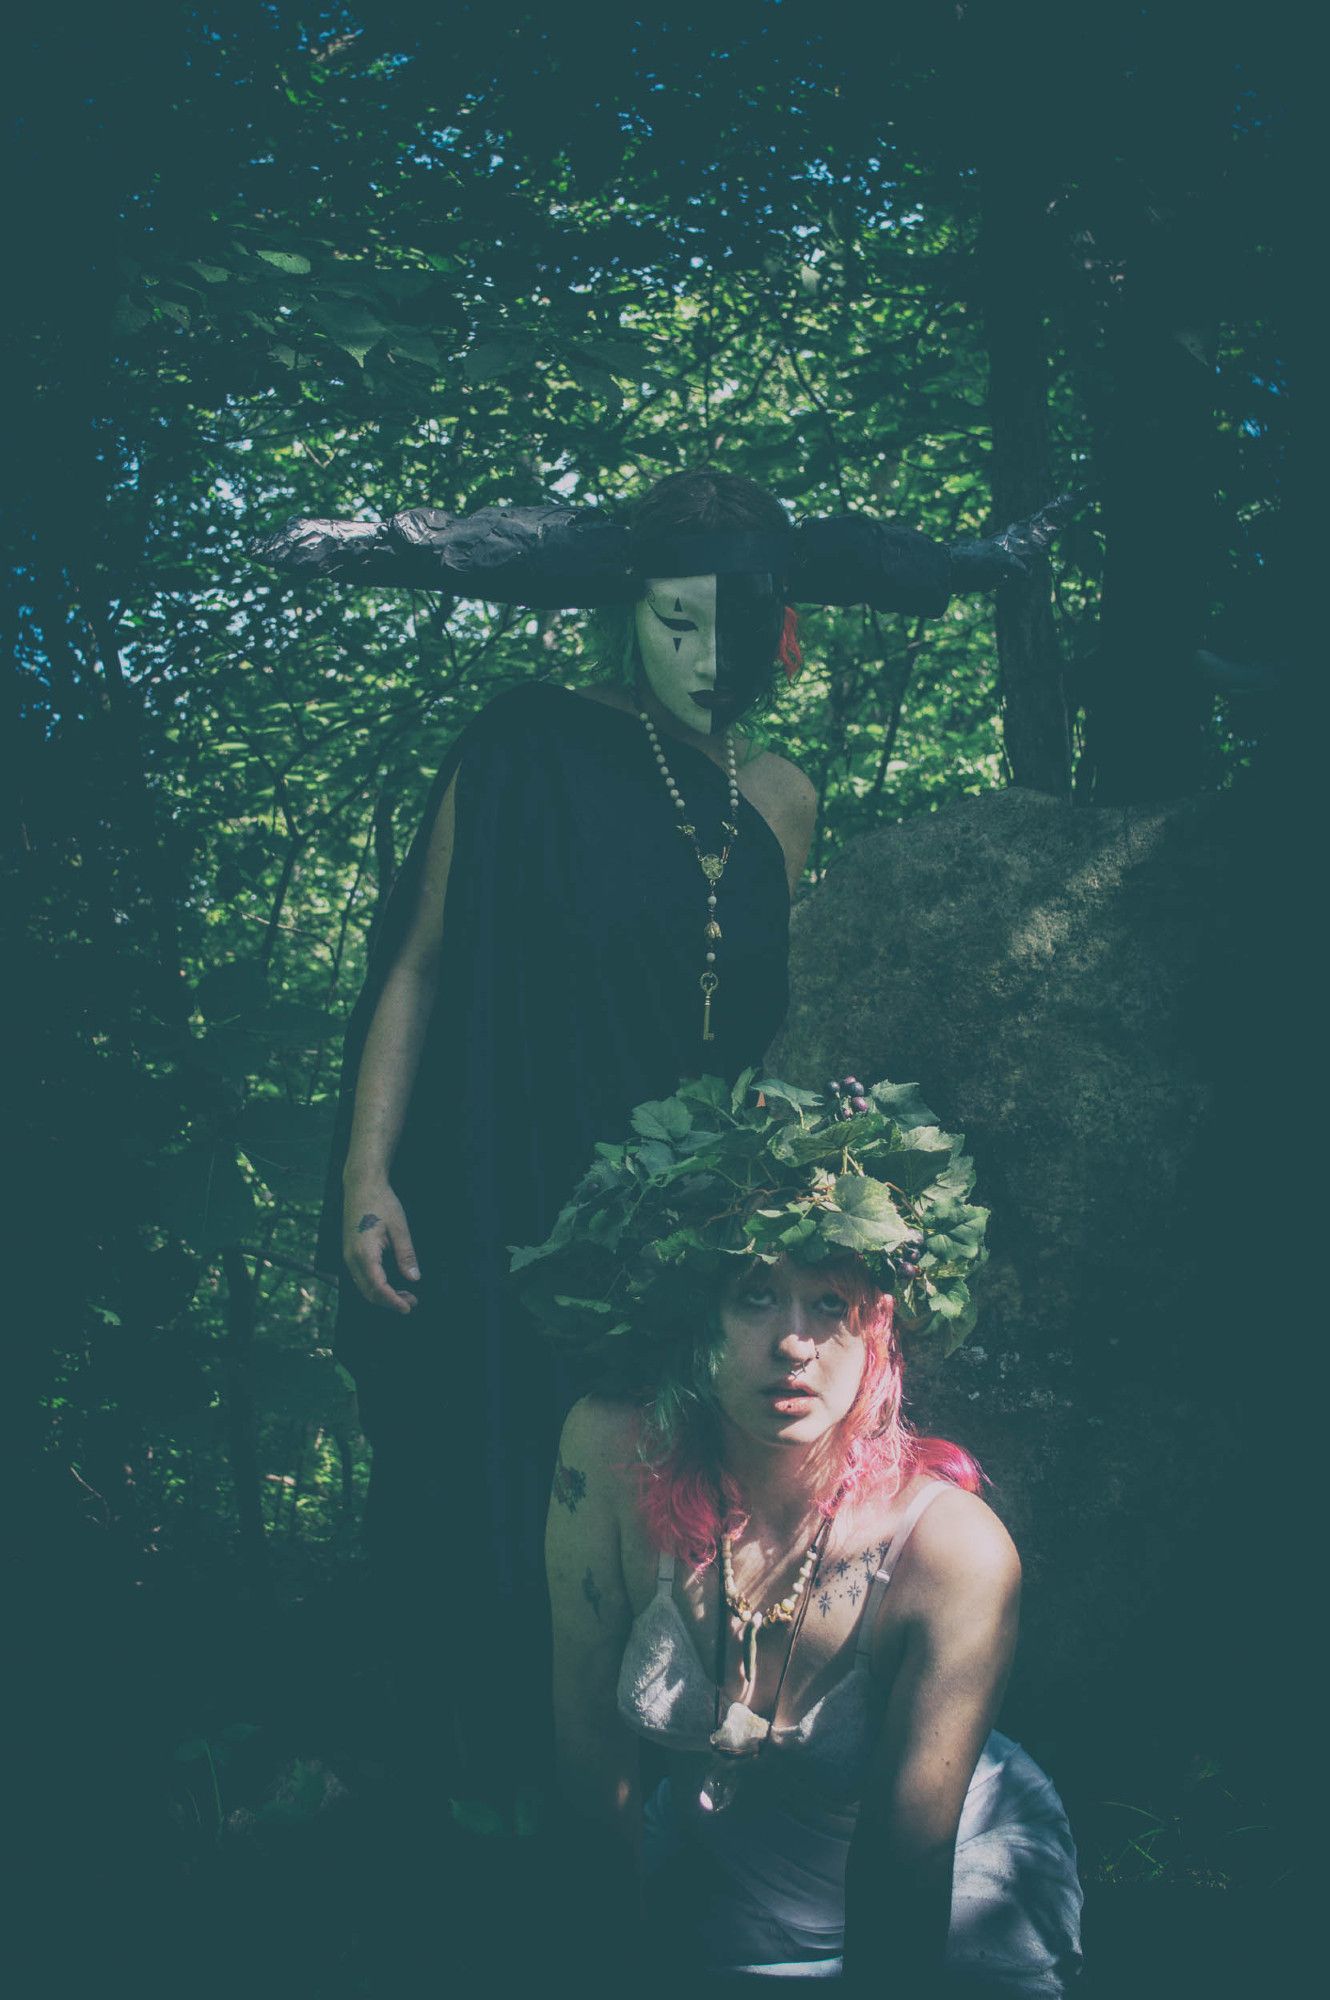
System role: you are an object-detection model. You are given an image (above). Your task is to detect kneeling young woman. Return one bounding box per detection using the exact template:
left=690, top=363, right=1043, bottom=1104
left=519, top=1075, right=1083, bottom=1991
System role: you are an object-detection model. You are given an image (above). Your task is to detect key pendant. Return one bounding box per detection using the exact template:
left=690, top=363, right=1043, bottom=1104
left=700, top=970, right=719, bottom=1042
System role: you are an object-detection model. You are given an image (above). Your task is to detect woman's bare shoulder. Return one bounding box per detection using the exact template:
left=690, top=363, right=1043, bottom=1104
left=742, top=744, right=817, bottom=801
left=905, top=1481, right=1021, bottom=1602
left=558, top=1393, right=642, bottom=1465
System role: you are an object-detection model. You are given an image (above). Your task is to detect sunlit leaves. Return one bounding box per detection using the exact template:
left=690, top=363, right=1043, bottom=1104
left=255, top=250, right=312, bottom=276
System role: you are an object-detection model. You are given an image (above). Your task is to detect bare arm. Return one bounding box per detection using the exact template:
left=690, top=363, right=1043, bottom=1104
left=544, top=1397, right=644, bottom=1961
left=743, top=752, right=818, bottom=897
left=340, top=774, right=457, bottom=1313
left=780, top=762, right=819, bottom=895
left=842, top=1492, right=1022, bottom=1996
left=546, top=1397, right=641, bottom=1839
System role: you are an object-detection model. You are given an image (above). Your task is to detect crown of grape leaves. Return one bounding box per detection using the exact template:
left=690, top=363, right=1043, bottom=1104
left=509, top=1068, right=988, bottom=1396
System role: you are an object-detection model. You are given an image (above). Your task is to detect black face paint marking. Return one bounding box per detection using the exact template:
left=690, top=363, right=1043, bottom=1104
left=673, top=636, right=682, bottom=652
left=646, top=597, right=697, bottom=634
left=674, top=596, right=682, bottom=611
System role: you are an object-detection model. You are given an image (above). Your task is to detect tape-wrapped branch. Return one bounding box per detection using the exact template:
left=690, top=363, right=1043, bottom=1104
left=788, top=516, right=952, bottom=615
left=251, top=493, right=1083, bottom=613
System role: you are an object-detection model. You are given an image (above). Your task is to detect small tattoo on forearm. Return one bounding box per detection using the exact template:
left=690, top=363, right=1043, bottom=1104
left=356, top=1214, right=381, bottom=1234
left=582, top=1567, right=602, bottom=1620
left=553, top=1458, right=587, bottom=1513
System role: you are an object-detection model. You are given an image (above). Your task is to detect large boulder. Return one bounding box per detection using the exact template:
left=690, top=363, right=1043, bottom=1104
left=768, top=785, right=1254, bottom=1725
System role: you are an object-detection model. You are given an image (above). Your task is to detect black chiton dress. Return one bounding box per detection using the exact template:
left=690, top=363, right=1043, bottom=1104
left=318, top=682, right=791, bottom=1622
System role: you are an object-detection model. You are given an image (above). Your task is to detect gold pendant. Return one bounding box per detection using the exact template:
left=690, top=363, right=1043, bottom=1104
left=700, top=970, right=718, bottom=1041
left=699, top=854, right=726, bottom=885
left=704, top=919, right=722, bottom=942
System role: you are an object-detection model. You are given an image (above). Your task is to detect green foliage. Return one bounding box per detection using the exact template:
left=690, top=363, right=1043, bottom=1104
left=13, top=10, right=1285, bottom=1585
left=510, top=1070, right=988, bottom=1394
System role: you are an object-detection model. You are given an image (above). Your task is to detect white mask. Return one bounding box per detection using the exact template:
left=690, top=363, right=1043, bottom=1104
left=634, top=574, right=723, bottom=735
left=633, top=570, right=787, bottom=735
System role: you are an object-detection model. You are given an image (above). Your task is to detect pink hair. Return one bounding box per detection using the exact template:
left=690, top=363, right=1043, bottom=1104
left=779, top=605, right=803, bottom=681
left=634, top=1262, right=983, bottom=1567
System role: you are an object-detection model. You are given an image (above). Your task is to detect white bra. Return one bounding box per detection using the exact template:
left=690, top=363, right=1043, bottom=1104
left=616, top=1479, right=951, bottom=1799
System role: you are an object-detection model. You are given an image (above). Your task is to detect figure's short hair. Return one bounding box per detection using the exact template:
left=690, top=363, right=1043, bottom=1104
left=587, top=466, right=795, bottom=714
left=624, top=466, right=793, bottom=540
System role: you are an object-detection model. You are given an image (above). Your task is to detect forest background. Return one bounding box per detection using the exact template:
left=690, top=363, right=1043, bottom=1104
left=9, top=4, right=1313, bottom=1995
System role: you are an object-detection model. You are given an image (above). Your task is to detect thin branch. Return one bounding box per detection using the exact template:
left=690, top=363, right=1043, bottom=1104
left=252, top=1250, right=334, bottom=1283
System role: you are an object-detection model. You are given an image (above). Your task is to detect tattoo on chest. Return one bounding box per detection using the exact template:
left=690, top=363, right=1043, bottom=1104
left=816, top=1540, right=892, bottom=1618
left=552, top=1457, right=587, bottom=1513
left=582, top=1567, right=602, bottom=1620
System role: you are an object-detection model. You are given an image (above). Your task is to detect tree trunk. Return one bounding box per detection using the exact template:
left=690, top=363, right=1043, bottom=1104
left=976, top=152, right=1071, bottom=796
left=1078, top=234, right=1218, bottom=804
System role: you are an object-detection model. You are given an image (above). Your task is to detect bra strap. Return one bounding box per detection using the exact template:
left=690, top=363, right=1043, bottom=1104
left=854, top=1480, right=952, bottom=1664
left=655, top=1549, right=676, bottom=1597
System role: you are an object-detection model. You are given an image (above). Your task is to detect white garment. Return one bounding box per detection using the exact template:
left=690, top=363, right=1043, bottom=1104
left=620, top=1481, right=1084, bottom=1986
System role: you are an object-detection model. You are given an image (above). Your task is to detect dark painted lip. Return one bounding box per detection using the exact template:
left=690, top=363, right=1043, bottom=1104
left=690, top=690, right=721, bottom=706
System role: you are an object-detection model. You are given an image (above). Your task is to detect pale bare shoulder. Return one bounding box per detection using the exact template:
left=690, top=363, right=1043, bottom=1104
left=904, top=1483, right=1022, bottom=1604
left=557, top=1393, right=641, bottom=1474
left=740, top=750, right=818, bottom=890
left=741, top=745, right=817, bottom=807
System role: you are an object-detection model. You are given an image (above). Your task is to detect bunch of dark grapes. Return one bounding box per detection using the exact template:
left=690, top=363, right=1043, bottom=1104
left=897, top=1232, right=925, bottom=1283
left=824, top=1075, right=870, bottom=1120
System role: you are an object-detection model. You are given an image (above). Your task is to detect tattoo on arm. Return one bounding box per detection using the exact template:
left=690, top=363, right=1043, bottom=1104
left=356, top=1214, right=381, bottom=1234
left=582, top=1567, right=603, bottom=1620
left=552, top=1457, right=587, bottom=1513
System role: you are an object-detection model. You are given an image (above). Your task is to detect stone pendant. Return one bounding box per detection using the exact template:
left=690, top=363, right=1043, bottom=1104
left=709, top=1700, right=770, bottom=1757
left=698, top=1761, right=739, bottom=1814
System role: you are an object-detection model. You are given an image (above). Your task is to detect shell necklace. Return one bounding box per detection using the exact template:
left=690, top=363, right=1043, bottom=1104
left=708, top=1515, right=833, bottom=1760
left=638, top=708, right=740, bottom=1045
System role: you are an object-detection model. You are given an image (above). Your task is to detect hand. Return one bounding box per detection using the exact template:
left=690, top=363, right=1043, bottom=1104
left=342, top=1182, right=422, bottom=1314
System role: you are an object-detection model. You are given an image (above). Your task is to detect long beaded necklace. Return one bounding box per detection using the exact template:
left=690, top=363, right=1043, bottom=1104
left=721, top=1518, right=829, bottom=1698
left=699, top=1515, right=834, bottom=1810
left=638, top=708, right=740, bottom=1044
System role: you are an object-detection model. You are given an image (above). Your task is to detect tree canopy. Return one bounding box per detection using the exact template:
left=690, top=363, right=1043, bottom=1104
left=10, top=2, right=1298, bottom=1579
